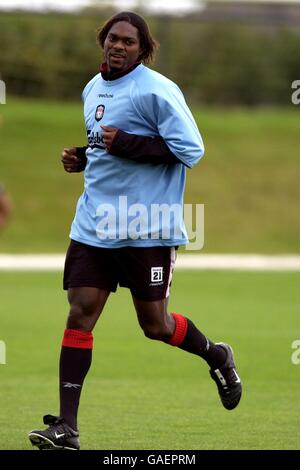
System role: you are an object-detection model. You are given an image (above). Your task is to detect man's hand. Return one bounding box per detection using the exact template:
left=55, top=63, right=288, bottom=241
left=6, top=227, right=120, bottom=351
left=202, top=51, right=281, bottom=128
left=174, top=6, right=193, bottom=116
left=101, top=126, right=119, bottom=152
left=61, top=147, right=84, bottom=173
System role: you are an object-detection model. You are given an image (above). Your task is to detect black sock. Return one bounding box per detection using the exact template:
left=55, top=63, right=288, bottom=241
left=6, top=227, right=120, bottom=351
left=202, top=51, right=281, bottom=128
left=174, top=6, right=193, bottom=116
left=59, top=329, right=93, bottom=431
left=59, top=346, right=92, bottom=430
left=179, top=318, right=226, bottom=369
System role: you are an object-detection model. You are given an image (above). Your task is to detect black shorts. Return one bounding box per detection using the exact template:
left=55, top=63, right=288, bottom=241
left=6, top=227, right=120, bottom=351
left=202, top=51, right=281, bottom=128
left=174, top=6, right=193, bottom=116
left=63, top=239, right=177, bottom=301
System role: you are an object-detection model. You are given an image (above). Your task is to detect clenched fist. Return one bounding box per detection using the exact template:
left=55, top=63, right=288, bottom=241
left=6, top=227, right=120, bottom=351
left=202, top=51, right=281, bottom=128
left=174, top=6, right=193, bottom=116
left=61, top=147, right=87, bottom=173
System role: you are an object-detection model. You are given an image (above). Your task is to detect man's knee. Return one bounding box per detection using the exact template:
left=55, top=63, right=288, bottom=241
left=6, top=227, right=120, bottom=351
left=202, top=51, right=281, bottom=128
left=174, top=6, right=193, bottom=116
left=142, top=323, right=173, bottom=342
left=66, top=288, right=108, bottom=330
left=67, top=302, right=98, bottom=330
left=69, top=299, right=97, bottom=318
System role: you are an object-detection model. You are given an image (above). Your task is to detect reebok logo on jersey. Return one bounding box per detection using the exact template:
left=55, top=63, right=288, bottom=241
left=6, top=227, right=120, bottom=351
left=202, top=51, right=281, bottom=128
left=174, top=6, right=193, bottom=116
left=98, top=93, right=113, bottom=98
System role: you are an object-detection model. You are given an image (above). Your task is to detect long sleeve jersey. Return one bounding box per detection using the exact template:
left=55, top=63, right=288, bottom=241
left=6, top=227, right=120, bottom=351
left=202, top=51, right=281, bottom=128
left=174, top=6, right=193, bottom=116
left=70, top=63, right=204, bottom=248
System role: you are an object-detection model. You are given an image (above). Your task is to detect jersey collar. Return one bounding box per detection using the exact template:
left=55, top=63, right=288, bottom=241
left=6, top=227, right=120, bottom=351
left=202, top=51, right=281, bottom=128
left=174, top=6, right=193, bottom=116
left=100, top=62, right=141, bottom=81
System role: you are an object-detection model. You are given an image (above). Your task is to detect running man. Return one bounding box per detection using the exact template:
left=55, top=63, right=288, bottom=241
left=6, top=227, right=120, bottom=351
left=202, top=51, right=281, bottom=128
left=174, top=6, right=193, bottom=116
left=29, top=11, right=242, bottom=451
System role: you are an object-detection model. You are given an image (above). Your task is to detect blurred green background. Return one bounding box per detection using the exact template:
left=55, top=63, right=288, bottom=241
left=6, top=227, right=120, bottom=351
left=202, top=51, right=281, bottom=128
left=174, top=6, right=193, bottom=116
left=0, top=5, right=300, bottom=253
left=0, top=2, right=300, bottom=452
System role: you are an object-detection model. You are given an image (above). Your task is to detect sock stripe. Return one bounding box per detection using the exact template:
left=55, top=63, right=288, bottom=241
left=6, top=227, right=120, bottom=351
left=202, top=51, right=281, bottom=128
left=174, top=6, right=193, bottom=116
left=62, top=328, right=93, bottom=349
left=168, top=313, right=188, bottom=346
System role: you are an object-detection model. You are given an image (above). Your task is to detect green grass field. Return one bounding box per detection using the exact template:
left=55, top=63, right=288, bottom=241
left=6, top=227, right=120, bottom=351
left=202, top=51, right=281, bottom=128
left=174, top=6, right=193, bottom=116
left=0, top=98, right=299, bottom=254
left=0, top=270, right=299, bottom=450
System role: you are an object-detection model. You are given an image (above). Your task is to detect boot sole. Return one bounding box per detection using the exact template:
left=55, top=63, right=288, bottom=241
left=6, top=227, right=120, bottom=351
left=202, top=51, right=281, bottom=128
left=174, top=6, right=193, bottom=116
left=28, top=432, right=78, bottom=450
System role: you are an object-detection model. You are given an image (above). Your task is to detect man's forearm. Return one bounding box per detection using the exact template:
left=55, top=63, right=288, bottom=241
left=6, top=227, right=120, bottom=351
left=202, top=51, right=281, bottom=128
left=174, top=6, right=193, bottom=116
left=109, top=130, right=181, bottom=164
left=77, top=131, right=181, bottom=172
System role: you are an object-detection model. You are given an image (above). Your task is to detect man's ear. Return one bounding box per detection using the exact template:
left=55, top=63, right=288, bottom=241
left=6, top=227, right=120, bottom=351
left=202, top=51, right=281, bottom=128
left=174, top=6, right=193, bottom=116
left=138, top=49, right=144, bottom=61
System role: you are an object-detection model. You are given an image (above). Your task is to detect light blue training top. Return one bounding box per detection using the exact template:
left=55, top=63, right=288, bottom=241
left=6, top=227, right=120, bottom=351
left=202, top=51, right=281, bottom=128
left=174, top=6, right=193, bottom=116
left=70, top=64, right=204, bottom=248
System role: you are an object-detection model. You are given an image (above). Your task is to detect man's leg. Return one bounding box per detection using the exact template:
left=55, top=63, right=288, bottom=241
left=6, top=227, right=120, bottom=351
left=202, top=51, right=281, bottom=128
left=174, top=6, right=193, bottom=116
left=59, top=287, right=110, bottom=431
left=29, top=240, right=117, bottom=449
left=132, top=296, right=242, bottom=410
left=29, top=287, right=110, bottom=450
left=132, top=296, right=226, bottom=367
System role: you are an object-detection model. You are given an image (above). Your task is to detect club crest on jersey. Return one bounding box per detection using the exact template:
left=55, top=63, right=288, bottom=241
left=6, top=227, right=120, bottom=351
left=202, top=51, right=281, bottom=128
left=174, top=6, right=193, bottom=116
left=95, top=104, right=105, bottom=122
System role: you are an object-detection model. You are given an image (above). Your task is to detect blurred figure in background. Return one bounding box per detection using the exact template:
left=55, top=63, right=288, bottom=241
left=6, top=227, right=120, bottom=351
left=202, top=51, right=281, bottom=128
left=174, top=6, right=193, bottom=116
left=0, top=112, right=12, bottom=228
left=0, top=183, right=12, bottom=229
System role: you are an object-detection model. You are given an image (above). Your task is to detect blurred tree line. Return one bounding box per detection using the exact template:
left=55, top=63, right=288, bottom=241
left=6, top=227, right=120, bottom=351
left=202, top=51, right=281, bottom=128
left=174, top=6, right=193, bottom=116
left=0, top=10, right=299, bottom=105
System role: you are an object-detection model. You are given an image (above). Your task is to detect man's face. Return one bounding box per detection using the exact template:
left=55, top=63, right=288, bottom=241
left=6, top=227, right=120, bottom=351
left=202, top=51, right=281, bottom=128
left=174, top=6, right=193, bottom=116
left=104, top=21, right=142, bottom=73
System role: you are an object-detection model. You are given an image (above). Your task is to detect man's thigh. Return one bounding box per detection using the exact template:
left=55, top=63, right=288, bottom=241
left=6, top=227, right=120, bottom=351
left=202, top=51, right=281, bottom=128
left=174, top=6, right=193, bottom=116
left=63, top=239, right=118, bottom=292
left=116, top=246, right=177, bottom=301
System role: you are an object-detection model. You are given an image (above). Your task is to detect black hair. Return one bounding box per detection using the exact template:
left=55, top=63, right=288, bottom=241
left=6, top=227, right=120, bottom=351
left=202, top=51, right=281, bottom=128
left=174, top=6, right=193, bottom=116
left=97, top=11, right=159, bottom=65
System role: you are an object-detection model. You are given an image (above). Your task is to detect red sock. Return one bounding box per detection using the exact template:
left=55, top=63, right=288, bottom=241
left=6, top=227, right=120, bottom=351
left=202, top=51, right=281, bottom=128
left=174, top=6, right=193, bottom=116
left=168, top=313, right=188, bottom=346
left=62, top=328, right=93, bottom=349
